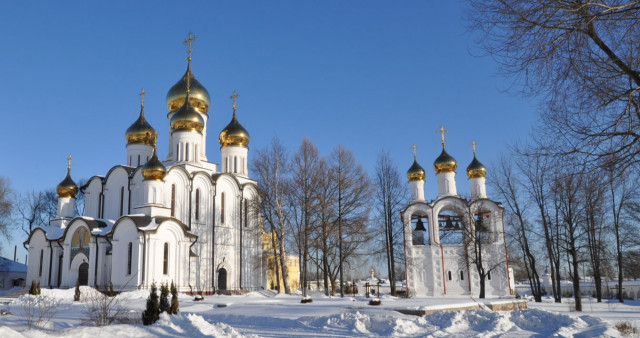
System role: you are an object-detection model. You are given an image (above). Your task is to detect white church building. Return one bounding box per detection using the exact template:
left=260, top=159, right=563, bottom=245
left=402, top=129, right=513, bottom=298
left=25, top=36, right=265, bottom=293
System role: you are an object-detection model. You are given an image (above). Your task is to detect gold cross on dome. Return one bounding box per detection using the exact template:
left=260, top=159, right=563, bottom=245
left=470, top=140, right=478, bottom=155
left=67, top=154, right=72, bottom=171
left=139, top=88, right=146, bottom=108
left=436, top=125, right=449, bottom=147
left=230, top=90, right=239, bottom=112
left=410, top=144, right=419, bottom=159
left=184, top=32, right=197, bottom=61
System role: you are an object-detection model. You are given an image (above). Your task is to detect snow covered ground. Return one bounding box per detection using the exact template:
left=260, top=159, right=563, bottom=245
left=0, top=287, right=636, bottom=337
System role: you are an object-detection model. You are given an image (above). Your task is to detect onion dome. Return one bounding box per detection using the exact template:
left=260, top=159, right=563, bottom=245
left=407, top=159, right=426, bottom=181
left=142, top=148, right=167, bottom=181
left=166, top=63, right=210, bottom=114
left=170, top=91, right=205, bottom=133
left=434, top=148, right=457, bottom=174
left=219, top=112, right=250, bottom=148
left=467, top=155, right=487, bottom=178
left=125, top=107, right=157, bottom=146
left=57, top=155, right=78, bottom=198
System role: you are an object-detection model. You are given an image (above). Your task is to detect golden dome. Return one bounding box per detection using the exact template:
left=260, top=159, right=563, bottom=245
left=125, top=107, right=157, bottom=146
left=57, top=169, right=78, bottom=198
left=434, top=148, right=457, bottom=174
left=219, top=113, right=250, bottom=148
left=467, top=155, right=487, bottom=178
left=170, top=92, right=205, bottom=133
left=166, top=63, right=210, bottom=114
left=407, top=159, right=426, bottom=181
left=142, top=148, right=167, bottom=181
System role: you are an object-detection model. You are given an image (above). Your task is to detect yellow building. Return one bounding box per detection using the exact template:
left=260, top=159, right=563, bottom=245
left=261, top=231, right=299, bottom=292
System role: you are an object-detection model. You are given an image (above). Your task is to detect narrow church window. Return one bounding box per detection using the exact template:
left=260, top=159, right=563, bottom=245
left=98, top=193, right=103, bottom=218
left=186, top=143, right=190, bottom=161
left=195, top=189, right=200, bottom=221
left=171, top=184, right=176, bottom=217
left=244, top=199, right=248, bottom=227
left=242, top=157, right=245, bottom=174
left=137, top=154, right=140, bottom=166
left=448, top=271, right=452, bottom=281
left=460, top=271, right=464, bottom=280
left=221, top=192, right=225, bottom=224
left=234, top=157, right=238, bottom=173
left=120, top=186, right=125, bottom=216
left=163, top=243, right=169, bottom=275
left=127, top=242, right=132, bottom=275
left=39, top=249, right=44, bottom=277
left=176, top=144, right=180, bottom=161
left=195, top=144, right=198, bottom=162
left=225, top=157, right=229, bottom=172
left=129, top=155, right=132, bottom=166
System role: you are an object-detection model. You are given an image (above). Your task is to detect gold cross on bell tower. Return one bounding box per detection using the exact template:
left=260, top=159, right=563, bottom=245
left=436, top=125, right=449, bottom=147
left=470, top=140, right=478, bottom=155
left=67, top=154, right=72, bottom=171
left=139, top=88, right=146, bottom=108
left=184, top=32, right=197, bottom=62
left=230, top=90, right=239, bottom=113
left=410, top=144, right=419, bottom=159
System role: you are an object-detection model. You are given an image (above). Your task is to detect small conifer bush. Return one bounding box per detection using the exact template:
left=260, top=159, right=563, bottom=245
left=170, top=281, right=179, bottom=315
left=142, top=283, right=159, bottom=325
left=159, top=283, right=170, bottom=314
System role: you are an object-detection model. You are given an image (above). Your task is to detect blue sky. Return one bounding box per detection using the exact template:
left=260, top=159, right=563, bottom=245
left=0, top=1, right=537, bottom=260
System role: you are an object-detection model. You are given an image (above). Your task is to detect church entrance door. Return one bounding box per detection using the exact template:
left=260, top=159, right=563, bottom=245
left=218, top=268, right=227, bottom=290
left=78, top=262, right=89, bottom=286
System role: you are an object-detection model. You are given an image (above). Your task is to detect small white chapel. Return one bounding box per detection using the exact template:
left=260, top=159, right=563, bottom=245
left=402, top=128, right=513, bottom=297
left=24, top=34, right=266, bottom=293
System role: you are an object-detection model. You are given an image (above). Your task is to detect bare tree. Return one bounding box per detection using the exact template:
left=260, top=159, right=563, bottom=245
left=373, top=150, right=406, bottom=296
left=329, top=145, right=372, bottom=297
left=581, top=171, right=607, bottom=302
left=468, top=1, right=640, bottom=168
left=16, top=191, right=55, bottom=238
left=0, top=177, right=13, bottom=251
left=252, top=138, right=291, bottom=294
left=490, top=155, right=543, bottom=301
left=289, top=138, right=322, bottom=297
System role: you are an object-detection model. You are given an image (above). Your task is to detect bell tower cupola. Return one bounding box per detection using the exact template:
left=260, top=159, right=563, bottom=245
left=466, top=140, right=487, bottom=199
left=433, top=126, right=458, bottom=197
left=406, top=144, right=426, bottom=201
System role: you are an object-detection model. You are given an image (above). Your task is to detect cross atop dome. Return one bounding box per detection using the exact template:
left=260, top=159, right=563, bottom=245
left=139, top=88, right=146, bottom=108
left=184, top=32, right=197, bottom=62
left=436, top=125, right=449, bottom=147
left=470, top=140, right=478, bottom=155
left=410, top=144, right=419, bottom=159
left=67, top=154, right=72, bottom=171
left=230, top=90, right=239, bottom=113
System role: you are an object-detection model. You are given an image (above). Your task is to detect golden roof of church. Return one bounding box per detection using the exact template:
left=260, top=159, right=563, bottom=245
left=407, top=159, right=426, bottom=181
left=219, top=91, right=250, bottom=148
left=141, top=148, right=167, bottom=181
left=166, top=32, right=210, bottom=114
left=57, top=155, right=78, bottom=198
left=126, top=89, right=157, bottom=146
left=434, top=148, right=457, bottom=174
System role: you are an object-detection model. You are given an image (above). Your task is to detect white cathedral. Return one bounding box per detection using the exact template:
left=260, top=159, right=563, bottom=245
left=402, top=129, right=513, bottom=298
left=25, top=36, right=265, bottom=293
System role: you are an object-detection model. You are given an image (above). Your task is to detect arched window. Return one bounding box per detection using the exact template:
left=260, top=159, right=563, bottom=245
left=98, top=193, right=103, bottom=218
left=234, top=157, right=238, bottom=173
left=448, top=271, right=452, bottom=281
left=176, top=144, right=180, bottom=161
left=225, top=157, right=229, bottom=172
left=186, top=143, right=190, bottom=161
left=195, top=144, right=198, bottom=162
left=163, top=243, right=169, bottom=275
left=119, top=186, right=125, bottom=216
left=39, top=249, right=44, bottom=277
left=438, top=210, right=463, bottom=245
left=129, top=155, right=132, bottom=166
left=127, top=242, right=133, bottom=275
left=137, top=154, right=141, bottom=166
left=171, top=184, right=176, bottom=217
left=460, top=271, right=464, bottom=280
left=220, top=192, right=225, bottom=224
left=195, top=189, right=200, bottom=221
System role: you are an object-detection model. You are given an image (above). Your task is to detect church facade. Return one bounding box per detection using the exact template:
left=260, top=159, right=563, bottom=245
left=402, top=132, right=513, bottom=298
left=25, top=37, right=266, bottom=293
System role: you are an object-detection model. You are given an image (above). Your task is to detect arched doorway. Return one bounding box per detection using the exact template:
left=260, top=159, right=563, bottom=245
left=218, top=268, right=227, bottom=290
left=78, top=262, right=89, bottom=286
